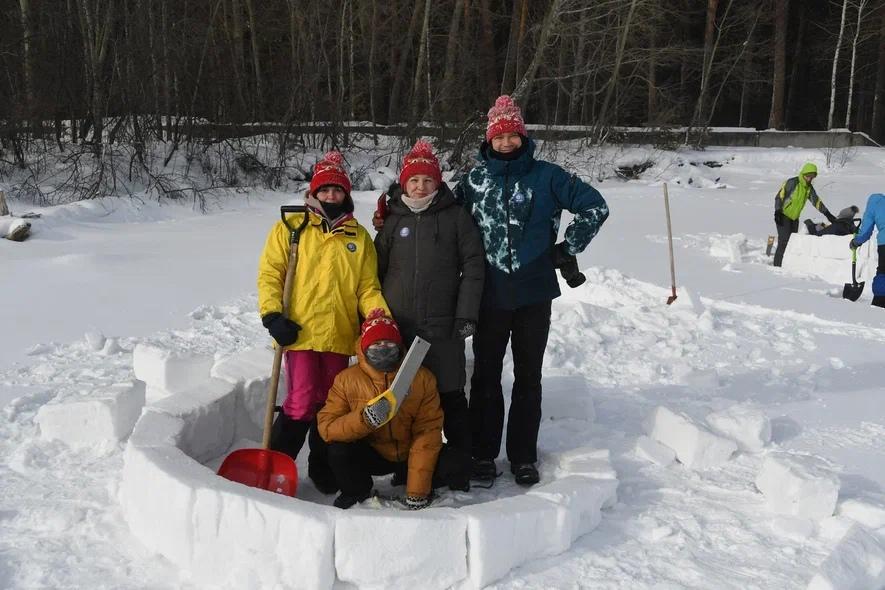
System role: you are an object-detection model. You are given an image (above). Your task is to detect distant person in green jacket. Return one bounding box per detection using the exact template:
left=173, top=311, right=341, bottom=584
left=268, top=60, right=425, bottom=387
left=773, top=162, right=837, bottom=267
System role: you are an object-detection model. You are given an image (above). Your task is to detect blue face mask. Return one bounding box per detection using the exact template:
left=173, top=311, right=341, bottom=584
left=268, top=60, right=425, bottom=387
left=365, top=343, right=401, bottom=372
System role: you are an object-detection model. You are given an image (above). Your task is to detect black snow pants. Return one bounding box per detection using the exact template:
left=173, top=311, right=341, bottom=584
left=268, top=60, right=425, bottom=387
left=469, top=300, right=552, bottom=465
left=327, top=441, right=465, bottom=497
left=774, top=217, right=799, bottom=267
left=874, top=245, right=885, bottom=309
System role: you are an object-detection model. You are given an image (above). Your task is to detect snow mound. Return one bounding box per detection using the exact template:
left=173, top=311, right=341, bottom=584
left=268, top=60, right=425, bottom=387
left=755, top=453, right=840, bottom=520
left=119, top=347, right=619, bottom=589
left=645, top=406, right=737, bottom=469
left=709, top=233, right=748, bottom=263
left=133, top=343, right=216, bottom=403
left=807, top=525, right=885, bottom=590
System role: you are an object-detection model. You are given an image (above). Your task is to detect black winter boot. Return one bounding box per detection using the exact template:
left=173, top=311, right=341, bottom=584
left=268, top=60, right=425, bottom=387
left=333, top=490, right=372, bottom=509
left=511, top=462, right=540, bottom=486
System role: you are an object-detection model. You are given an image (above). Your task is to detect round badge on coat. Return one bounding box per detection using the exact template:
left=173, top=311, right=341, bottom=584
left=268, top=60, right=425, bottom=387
left=399, top=227, right=410, bottom=238
left=346, top=242, right=357, bottom=252
left=513, top=192, right=525, bottom=204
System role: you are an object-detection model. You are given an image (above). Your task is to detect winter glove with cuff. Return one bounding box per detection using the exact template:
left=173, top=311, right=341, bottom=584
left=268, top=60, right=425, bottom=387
left=452, top=318, right=476, bottom=340
left=552, top=241, right=586, bottom=288
left=849, top=238, right=861, bottom=250
left=402, top=495, right=429, bottom=510
left=363, top=396, right=392, bottom=429
left=774, top=210, right=785, bottom=225
left=262, top=312, right=301, bottom=347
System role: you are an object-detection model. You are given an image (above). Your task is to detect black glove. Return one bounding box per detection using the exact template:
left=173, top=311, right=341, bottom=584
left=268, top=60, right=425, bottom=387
left=774, top=210, right=785, bottom=225
left=825, top=211, right=838, bottom=224
left=261, top=312, right=301, bottom=347
left=849, top=238, right=860, bottom=250
left=551, top=242, right=586, bottom=288
left=452, top=318, right=476, bottom=340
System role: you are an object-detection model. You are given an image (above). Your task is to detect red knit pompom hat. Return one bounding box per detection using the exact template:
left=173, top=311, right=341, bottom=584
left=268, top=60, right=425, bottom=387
left=360, top=309, right=403, bottom=352
left=399, top=140, right=442, bottom=188
left=486, top=95, right=527, bottom=141
left=310, top=151, right=352, bottom=196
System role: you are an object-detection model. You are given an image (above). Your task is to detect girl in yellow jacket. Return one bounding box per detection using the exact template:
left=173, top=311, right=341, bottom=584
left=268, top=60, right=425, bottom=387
left=257, top=151, right=389, bottom=494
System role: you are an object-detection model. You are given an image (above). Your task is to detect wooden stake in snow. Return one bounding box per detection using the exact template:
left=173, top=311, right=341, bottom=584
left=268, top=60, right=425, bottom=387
left=0, top=190, right=9, bottom=217
left=664, top=183, right=678, bottom=305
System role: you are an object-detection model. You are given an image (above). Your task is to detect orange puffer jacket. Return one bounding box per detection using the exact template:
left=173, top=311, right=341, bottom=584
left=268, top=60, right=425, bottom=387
left=316, top=347, right=443, bottom=498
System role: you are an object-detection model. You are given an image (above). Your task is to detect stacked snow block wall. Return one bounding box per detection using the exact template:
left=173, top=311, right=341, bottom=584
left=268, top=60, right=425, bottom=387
left=783, top=234, right=877, bottom=284
left=119, top=345, right=619, bottom=590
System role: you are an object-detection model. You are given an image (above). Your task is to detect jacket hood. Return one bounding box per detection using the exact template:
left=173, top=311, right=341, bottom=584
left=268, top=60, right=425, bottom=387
left=479, top=136, right=536, bottom=177
left=798, top=162, right=818, bottom=186
left=387, top=181, right=457, bottom=216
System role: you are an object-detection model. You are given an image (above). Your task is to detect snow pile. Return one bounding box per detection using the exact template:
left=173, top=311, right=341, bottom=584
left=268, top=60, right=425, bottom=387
left=36, top=380, right=145, bottom=447
left=807, top=525, right=885, bottom=590
left=645, top=406, right=737, bottom=469
left=542, top=373, right=595, bottom=422
left=755, top=453, right=841, bottom=520
left=706, top=404, right=771, bottom=453
left=634, top=435, right=676, bottom=466
left=133, top=343, right=216, bottom=403
left=782, top=234, right=877, bottom=284
left=709, top=233, right=748, bottom=263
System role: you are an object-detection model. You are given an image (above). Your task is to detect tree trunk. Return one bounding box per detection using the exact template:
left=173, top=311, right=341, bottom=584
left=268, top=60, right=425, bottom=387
left=478, top=0, right=498, bottom=103
left=441, top=0, right=466, bottom=118
left=829, top=0, right=849, bottom=129
left=845, top=0, right=869, bottom=129
left=647, top=24, right=658, bottom=124
left=768, top=0, right=788, bottom=129
left=500, top=0, right=522, bottom=93
left=872, top=6, right=885, bottom=140
left=243, top=0, right=262, bottom=120
left=511, top=0, right=565, bottom=103
left=596, top=0, right=639, bottom=127
left=388, top=1, right=422, bottom=122
left=408, top=0, right=432, bottom=135
left=785, top=5, right=806, bottom=129
left=693, top=0, right=720, bottom=126
left=18, top=0, right=35, bottom=123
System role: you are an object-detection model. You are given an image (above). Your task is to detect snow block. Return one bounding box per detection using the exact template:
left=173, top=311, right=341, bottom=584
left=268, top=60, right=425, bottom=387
left=460, top=495, right=562, bottom=589
left=36, top=380, right=145, bottom=446
left=527, top=476, right=618, bottom=553
left=807, top=525, right=885, bottom=590
left=121, top=438, right=336, bottom=590
left=542, top=374, right=595, bottom=422
left=133, top=343, right=215, bottom=402
left=211, top=346, right=274, bottom=442
left=149, top=377, right=238, bottom=463
left=783, top=234, right=876, bottom=284
left=334, top=509, right=467, bottom=590
left=755, top=453, right=840, bottom=520
left=645, top=406, right=737, bottom=469
left=634, top=435, right=676, bottom=467
left=839, top=499, right=885, bottom=529
left=556, top=447, right=618, bottom=508
left=706, top=405, right=771, bottom=453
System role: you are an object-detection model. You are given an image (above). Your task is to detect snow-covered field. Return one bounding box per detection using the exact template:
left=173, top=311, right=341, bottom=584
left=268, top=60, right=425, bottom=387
left=2, top=144, right=884, bottom=589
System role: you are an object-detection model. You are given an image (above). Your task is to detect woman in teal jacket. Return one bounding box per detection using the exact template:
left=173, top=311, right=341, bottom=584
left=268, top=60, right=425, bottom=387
left=849, top=193, right=885, bottom=308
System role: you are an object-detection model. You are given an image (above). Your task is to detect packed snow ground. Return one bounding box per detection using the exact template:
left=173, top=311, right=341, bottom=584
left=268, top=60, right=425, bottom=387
left=2, top=144, right=885, bottom=589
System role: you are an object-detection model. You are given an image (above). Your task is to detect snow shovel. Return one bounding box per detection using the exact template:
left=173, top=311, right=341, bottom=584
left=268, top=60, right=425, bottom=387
left=842, top=243, right=865, bottom=302
left=663, top=183, right=678, bottom=305
left=363, top=336, right=431, bottom=427
left=217, top=205, right=310, bottom=496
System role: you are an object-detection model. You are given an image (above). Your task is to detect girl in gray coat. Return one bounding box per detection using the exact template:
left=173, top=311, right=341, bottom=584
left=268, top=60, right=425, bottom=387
left=374, top=140, right=485, bottom=490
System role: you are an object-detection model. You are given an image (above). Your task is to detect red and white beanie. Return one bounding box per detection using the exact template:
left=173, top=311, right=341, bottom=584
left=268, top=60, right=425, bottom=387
left=399, top=140, right=442, bottom=188
left=310, top=151, right=352, bottom=196
left=360, top=309, right=403, bottom=352
left=486, top=95, right=527, bottom=141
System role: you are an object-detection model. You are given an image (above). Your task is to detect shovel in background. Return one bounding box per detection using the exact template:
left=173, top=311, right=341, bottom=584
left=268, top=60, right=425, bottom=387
left=663, top=183, right=678, bottom=305
left=217, top=205, right=310, bottom=496
left=843, top=243, right=865, bottom=302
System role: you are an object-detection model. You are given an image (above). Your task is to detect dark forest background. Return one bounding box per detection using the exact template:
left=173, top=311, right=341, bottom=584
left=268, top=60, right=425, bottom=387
left=1, top=0, right=884, bottom=176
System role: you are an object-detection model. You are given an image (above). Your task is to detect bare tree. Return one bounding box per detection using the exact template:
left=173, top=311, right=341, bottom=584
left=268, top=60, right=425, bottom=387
left=829, top=0, right=849, bottom=129
left=767, top=0, right=788, bottom=129
left=845, top=0, right=870, bottom=129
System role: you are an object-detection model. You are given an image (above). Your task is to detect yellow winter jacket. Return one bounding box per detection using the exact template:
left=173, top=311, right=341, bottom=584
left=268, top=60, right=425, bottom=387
left=257, top=211, right=389, bottom=355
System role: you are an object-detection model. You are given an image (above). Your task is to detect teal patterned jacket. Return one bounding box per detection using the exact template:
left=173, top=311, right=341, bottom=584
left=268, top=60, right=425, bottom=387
left=455, top=138, right=609, bottom=308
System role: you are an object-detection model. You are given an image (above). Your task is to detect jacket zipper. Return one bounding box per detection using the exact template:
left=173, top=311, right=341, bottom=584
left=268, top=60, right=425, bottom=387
left=413, top=215, right=421, bottom=319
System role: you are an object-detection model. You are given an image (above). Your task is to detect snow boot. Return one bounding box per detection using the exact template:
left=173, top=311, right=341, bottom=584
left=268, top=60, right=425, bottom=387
left=511, top=462, right=540, bottom=486
left=333, top=490, right=372, bottom=509
left=470, top=458, right=500, bottom=488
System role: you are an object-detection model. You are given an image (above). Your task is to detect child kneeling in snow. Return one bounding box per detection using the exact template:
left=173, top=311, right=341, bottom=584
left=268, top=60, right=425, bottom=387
left=317, top=310, right=460, bottom=509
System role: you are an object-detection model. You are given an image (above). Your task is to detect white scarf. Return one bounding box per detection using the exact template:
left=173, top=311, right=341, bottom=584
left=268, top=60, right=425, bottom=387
left=401, top=190, right=438, bottom=213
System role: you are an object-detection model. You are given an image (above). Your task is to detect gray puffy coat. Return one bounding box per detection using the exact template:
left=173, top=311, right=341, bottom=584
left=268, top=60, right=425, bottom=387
left=375, top=182, right=485, bottom=392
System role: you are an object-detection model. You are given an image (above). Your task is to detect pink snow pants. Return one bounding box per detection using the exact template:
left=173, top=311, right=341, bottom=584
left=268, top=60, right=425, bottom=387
left=282, top=350, right=350, bottom=421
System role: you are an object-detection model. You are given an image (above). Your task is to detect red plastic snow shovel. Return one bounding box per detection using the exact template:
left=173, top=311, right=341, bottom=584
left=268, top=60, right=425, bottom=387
left=843, top=243, right=865, bottom=302
left=217, top=205, right=310, bottom=496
